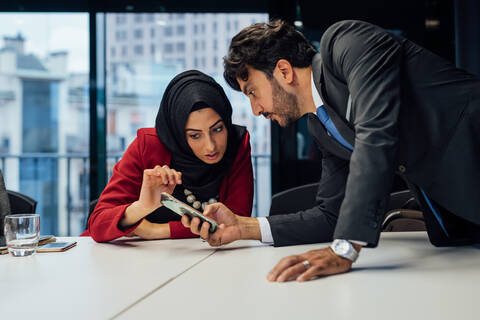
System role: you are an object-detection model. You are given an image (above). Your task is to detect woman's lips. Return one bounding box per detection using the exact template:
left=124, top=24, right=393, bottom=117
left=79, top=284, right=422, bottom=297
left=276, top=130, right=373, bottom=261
left=205, top=152, right=219, bottom=160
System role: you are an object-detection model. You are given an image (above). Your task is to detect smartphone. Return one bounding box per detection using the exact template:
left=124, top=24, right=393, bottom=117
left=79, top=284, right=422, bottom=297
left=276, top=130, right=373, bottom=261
left=160, top=192, right=218, bottom=233
left=36, top=241, right=77, bottom=253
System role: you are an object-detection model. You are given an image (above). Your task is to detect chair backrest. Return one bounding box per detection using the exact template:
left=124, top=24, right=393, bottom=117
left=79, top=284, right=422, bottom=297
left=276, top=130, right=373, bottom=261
left=269, top=181, right=425, bottom=232
left=269, top=182, right=319, bottom=216
left=7, top=190, right=37, bottom=214
left=0, top=169, right=11, bottom=244
left=84, top=198, right=99, bottom=229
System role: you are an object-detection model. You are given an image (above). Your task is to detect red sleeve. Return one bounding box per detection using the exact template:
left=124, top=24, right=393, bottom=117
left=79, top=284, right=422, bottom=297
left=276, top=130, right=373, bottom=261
left=168, top=131, right=254, bottom=239
left=88, top=133, right=146, bottom=242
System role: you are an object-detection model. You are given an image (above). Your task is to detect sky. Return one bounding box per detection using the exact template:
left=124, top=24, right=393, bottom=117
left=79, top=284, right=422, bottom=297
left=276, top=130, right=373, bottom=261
left=0, top=13, right=89, bottom=73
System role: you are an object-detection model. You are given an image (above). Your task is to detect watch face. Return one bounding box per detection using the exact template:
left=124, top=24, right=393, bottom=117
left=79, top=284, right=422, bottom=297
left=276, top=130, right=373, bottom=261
left=333, top=240, right=351, bottom=256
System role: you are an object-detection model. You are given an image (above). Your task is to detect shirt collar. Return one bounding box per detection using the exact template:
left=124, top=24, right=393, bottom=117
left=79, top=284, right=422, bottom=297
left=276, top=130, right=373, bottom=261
left=311, top=70, right=323, bottom=108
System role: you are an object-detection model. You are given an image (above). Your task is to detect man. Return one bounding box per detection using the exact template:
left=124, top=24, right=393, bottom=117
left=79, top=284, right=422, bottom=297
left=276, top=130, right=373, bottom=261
left=182, top=20, right=480, bottom=282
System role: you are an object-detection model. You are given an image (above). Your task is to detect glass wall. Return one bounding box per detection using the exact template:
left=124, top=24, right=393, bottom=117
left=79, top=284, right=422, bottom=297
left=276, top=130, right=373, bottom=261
left=0, top=13, right=89, bottom=235
left=105, top=13, right=272, bottom=217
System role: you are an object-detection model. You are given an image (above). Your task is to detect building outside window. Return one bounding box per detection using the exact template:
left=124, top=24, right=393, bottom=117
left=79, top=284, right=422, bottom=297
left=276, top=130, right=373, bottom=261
left=0, top=13, right=89, bottom=236
left=134, top=45, right=143, bottom=56
left=134, top=29, right=143, bottom=39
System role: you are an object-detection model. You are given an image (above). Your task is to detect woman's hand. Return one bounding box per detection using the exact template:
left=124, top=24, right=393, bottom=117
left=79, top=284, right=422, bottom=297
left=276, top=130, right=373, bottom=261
left=120, top=165, right=182, bottom=229
left=137, top=165, right=182, bottom=212
left=126, top=220, right=171, bottom=239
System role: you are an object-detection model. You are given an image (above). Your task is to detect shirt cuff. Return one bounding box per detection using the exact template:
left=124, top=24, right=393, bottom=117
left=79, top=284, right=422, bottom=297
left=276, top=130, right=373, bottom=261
left=257, top=217, right=274, bottom=244
left=348, top=240, right=367, bottom=246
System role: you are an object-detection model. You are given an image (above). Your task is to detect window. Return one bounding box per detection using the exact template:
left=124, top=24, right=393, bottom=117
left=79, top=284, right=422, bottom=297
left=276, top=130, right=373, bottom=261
left=134, top=29, right=143, bottom=39
left=116, top=15, right=127, bottom=24
left=106, top=13, right=270, bottom=218
left=121, top=46, right=127, bottom=57
left=111, top=47, right=116, bottom=57
left=164, top=26, right=173, bottom=36
left=115, top=30, right=127, bottom=41
left=164, top=43, right=173, bottom=53
left=176, top=25, right=185, bottom=35
left=0, top=13, right=89, bottom=236
left=227, top=21, right=230, bottom=31
left=134, top=45, right=143, bottom=55
left=134, top=15, right=143, bottom=23
left=176, top=42, right=185, bottom=53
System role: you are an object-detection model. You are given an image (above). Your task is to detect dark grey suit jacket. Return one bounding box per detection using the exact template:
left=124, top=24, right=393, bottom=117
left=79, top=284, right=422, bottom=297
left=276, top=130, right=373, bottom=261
left=267, top=20, right=480, bottom=247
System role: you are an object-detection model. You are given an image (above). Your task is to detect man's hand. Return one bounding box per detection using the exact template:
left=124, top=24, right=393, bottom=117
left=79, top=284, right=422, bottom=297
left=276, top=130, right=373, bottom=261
left=267, top=246, right=360, bottom=282
left=181, top=202, right=261, bottom=246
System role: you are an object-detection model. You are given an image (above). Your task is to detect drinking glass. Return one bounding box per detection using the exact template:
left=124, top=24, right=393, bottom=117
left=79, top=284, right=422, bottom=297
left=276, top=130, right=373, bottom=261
left=4, top=214, right=40, bottom=257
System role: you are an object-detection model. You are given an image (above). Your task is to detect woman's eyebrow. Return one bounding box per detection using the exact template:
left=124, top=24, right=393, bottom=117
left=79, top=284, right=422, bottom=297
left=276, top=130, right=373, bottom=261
left=209, top=119, right=223, bottom=129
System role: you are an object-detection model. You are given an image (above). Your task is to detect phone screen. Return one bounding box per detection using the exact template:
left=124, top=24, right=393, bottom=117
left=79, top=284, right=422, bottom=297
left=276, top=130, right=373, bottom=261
left=160, top=192, right=218, bottom=233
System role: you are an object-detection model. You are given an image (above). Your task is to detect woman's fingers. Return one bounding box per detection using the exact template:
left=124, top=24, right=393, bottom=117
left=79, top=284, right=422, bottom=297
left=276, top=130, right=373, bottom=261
left=144, top=165, right=182, bottom=187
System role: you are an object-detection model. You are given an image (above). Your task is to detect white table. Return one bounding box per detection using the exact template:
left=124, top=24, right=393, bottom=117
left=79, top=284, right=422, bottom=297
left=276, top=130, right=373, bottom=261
left=1, top=233, right=479, bottom=320
left=0, top=237, right=216, bottom=320
left=117, top=232, right=480, bottom=320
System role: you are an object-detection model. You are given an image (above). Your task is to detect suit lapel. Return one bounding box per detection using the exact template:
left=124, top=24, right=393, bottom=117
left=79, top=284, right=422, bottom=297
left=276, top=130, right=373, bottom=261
left=311, top=54, right=355, bottom=152
left=307, top=114, right=352, bottom=160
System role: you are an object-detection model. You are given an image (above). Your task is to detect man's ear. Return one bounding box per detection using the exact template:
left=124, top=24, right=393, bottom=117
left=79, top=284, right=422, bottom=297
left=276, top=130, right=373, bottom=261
left=274, top=59, right=294, bottom=84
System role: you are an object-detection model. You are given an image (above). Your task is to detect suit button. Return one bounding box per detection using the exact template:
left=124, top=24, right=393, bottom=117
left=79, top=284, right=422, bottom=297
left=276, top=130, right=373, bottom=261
left=369, top=221, right=378, bottom=229
left=398, top=165, right=406, bottom=173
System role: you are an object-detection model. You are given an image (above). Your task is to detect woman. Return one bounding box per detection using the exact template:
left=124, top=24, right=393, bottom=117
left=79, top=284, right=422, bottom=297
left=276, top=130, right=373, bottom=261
left=86, top=70, right=253, bottom=242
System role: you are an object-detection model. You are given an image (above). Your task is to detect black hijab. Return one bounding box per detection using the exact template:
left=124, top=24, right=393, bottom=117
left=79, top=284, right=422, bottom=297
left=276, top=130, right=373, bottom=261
left=154, top=70, right=245, bottom=217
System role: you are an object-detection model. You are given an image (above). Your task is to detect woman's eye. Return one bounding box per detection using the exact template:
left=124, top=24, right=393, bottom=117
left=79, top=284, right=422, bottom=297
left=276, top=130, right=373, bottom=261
left=213, top=125, right=224, bottom=133
left=189, top=134, right=200, bottom=139
left=248, top=90, right=255, bottom=96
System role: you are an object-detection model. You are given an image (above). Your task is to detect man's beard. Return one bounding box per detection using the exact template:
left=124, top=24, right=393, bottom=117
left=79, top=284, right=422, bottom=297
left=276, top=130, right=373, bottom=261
left=270, top=77, right=301, bottom=127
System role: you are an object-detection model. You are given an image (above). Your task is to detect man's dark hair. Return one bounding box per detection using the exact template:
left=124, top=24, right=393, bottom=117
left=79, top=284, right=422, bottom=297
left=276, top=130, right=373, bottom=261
left=223, top=19, right=317, bottom=91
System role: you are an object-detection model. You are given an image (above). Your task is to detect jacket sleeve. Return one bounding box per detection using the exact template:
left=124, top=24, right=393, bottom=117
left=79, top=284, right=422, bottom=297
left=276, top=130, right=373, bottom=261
left=323, top=20, right=402, bottom=246
left=88, top=136, right=145, bottom=242
left=267, top=150, right=349, bottom=247
left=168, top=131, right=254, bottom=238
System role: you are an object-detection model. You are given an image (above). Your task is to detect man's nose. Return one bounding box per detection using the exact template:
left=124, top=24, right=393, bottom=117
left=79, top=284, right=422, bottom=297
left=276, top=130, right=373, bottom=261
left=250, top=101, right=263, bottom=117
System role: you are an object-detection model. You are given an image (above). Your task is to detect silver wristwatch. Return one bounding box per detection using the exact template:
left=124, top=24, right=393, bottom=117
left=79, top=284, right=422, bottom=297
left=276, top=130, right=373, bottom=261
left=330, top=239, right=359, bottom=262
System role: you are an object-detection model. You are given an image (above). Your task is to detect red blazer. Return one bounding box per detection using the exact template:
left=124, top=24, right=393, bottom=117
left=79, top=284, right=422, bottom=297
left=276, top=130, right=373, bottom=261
left=85, top=128, right=254, bottom=242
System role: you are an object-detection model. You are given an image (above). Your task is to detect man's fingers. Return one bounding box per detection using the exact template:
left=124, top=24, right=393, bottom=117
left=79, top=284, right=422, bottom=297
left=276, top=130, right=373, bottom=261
left=266, top=255, right=304, bottom=282
left=190, top=217, right=202, bottom=235
left=199, top=221, right=211, bottom=240
left=296, top=264, right=326, bottom=282
left=276, top=262, right=312, bottom=282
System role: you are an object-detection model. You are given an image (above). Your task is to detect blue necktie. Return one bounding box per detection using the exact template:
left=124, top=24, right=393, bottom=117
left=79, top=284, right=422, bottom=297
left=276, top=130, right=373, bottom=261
left=315, top=106, right=449, bottom=237
left=316, top=106, right=353, bottom=151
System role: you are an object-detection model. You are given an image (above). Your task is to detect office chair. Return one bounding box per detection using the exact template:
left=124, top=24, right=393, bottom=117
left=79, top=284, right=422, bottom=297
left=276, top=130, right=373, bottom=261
left=7, top=190, right=37, bottom=214
left=269, top=183, right=426, bottom=232
left=84, top=198, right=99, bottom=229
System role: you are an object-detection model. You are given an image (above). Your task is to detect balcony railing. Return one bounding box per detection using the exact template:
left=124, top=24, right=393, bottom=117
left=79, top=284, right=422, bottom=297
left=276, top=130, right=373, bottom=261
left=0, top=153, right=271, bottom=236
